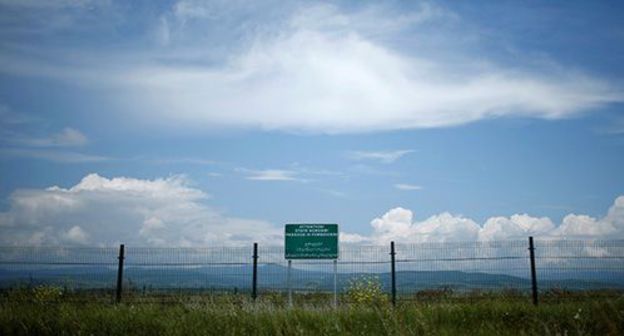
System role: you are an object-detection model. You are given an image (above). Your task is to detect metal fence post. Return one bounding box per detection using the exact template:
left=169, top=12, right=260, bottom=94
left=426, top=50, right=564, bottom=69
left=287, top=260, right=292, bottom=307
left=528, top=236, right=538, bottom=306
left=333, top=259, right=337, bottom=308
left=390, top=241, right=397, bottom=307
left=252, top=242, right=258, bottom=301
left=115, top=244, right=125, bottom=303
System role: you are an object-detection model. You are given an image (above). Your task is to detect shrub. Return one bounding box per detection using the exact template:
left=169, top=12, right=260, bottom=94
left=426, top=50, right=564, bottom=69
left=415, top=286, right=454, bottom=301
left=345, top=276, right=388, bottom=306
left=33, top=285, right=64, bottom=303
left=6, top=285, right=64, bottom=303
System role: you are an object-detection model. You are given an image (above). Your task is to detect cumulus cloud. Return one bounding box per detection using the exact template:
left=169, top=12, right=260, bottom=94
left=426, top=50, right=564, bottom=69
left=552, top=214, right=616, bottom=237
left=0, top=173, right=280, bottom=246
left=479, top=214, right=555, bottom=241
left=0, top=173, right=623, bottom=247
left=366, top=197, right=624, bottom=244
left=370, top=209, right=480, bottom=244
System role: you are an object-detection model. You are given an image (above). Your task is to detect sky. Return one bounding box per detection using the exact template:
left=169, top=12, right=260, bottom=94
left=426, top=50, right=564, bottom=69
left=0, top=0, right=624, bottom=246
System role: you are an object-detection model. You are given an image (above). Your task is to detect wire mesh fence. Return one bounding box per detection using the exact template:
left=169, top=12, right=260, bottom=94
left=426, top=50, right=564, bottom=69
left=0, top=239, right=623, bottom=304
left=533, top=239, right=624, bottom=300
left=123, top=246, right=252, bottom=295
left=0, top=246, right=118, bottom=289
left=395, top=240, right=533, bottom=301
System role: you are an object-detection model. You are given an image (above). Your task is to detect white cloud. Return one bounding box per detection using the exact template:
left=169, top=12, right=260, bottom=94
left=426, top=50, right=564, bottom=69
left=479, top=215, right=555, bottom=241
left=65, top=225, right=88, bottom=244
left=1, top=3, right=621, bottom=133
left=394, top=183, right=422, bottom=191
left=371, top=207, right=413, bottom=232
left=1, top=173, right=623, bottom=247
left=0, top=173, right=280, bottom=246
left=114, top=6, right=624, bottom=133
left=366, top=208, right=483, bottom=245
left=349, top=150, right=414, bottom=164
left=237, top=165, right=340, bottom=183
left=118, top=4, right=624, bottom=133
left=239, top=169, right=300, bottom=181
left=552, top=214, right=616, bottom=237
left=367, top=196, right=624, bottom=244
left=339, top=232, right=369, bottom=244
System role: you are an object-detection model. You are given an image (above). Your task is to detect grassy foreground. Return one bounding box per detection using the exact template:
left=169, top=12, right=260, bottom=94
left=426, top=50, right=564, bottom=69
left=1, top=298, right=623, bottom=336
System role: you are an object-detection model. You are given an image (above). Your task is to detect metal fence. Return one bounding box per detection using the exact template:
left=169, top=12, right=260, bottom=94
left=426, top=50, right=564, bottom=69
left=1, top=238, right=623, bottom=305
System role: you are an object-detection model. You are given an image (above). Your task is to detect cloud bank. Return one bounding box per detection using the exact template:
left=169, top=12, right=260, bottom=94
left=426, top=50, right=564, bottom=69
left=0, top=174, right=280, bottom=246
left=0, top=173, right=623, bottom=247
left=359, top=199, right=624, bottom=245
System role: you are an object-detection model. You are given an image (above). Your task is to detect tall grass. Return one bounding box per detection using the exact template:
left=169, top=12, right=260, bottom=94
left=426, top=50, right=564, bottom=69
left=1, top=296, right=623, bottom=335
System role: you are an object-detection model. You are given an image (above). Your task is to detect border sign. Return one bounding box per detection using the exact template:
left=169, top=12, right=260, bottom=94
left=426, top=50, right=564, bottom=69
left=284, top=224, right=339, bottom=259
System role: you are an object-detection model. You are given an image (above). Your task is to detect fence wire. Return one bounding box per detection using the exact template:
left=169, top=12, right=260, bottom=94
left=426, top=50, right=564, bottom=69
left=395, top=241, right=532, bottom=299
left=0, top=246, right=118, bottom=290
left=0, top=239, right=623, bottom=303
left=534, top=239, right=624, bottom=294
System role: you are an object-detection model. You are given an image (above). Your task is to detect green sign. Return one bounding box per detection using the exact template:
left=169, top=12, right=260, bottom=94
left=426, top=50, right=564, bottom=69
left=285, top=224, right=339, bottom=259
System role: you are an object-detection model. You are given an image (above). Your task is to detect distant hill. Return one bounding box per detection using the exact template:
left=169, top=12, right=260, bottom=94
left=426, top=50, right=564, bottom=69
left=1, top=264, right=622, bottom=292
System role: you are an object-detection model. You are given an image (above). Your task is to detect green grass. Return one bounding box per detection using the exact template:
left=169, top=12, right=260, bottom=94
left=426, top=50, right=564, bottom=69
left=1, top=296, right=623, bottom=335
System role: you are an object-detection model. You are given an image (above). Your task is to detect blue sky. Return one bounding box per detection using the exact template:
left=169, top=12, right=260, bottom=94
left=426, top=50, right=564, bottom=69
left=0, top=0, right=623, bottom=246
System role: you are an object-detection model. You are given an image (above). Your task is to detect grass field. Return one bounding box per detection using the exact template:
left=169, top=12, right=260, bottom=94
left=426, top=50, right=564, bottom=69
left=1, top=293, right=623, bottom=336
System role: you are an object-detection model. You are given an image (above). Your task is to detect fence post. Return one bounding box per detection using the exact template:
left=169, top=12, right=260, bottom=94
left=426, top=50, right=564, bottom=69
left=390, top=241, right=397, bottom=307
left=252, top=242, right=258, bottom=301
left=333, top=259, right=337, bottom=308
left=287, top=260, right=293, bottom=307
left=115, top=244, right=125, bottom=303
left=528, top=236, right=538, bottom=306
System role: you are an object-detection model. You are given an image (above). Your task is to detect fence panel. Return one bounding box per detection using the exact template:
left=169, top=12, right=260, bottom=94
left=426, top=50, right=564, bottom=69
left=395, top=241, right=532, bottom=300
left=122, top=246, right=253, bottom=296
left=0, top=240, right=623, bottom=304
left=0, top=246, right=118, bottom=301
left=534, top=239, right=624, bottom=297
